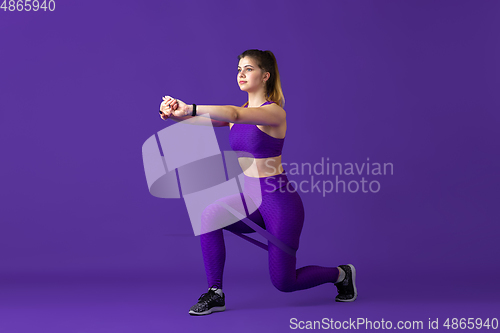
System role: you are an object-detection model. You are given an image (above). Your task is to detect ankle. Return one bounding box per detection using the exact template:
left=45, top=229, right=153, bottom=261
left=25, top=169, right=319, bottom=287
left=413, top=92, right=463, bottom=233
left=335, top=267, right=346, bottom=283
left=209, top=287, right=223, bottom=296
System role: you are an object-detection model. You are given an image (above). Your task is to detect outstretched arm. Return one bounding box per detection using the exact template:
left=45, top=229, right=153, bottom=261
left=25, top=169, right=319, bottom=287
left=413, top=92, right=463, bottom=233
left=160, top=97, right=229, bottom=127
left=163, top=96, right=285, bottom=126
left=189, top=103, right=286, bottom=126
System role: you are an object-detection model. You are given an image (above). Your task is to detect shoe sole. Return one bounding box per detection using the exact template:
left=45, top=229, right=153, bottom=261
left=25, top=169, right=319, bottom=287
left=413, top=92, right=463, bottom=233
left=189, top=305, right=226, bottom=316
left=336, top=264, right=357, bottom=302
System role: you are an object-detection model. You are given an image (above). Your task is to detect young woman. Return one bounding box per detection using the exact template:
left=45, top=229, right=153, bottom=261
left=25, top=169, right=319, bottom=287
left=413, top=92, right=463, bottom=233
left=159, top=49, right=357, bottom=316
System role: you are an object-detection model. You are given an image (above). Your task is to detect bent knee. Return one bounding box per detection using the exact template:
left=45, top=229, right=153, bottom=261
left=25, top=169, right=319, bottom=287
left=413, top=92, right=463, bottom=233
left=271, top=277, right=295, bottom=293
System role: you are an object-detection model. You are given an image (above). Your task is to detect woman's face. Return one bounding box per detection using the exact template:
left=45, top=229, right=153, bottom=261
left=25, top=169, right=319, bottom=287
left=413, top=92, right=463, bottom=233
left=237, top=57, right=267, bottom=92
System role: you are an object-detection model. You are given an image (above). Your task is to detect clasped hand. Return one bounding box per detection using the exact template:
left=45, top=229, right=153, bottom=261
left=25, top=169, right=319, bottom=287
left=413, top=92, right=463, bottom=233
left=159, top=96, right=189, bottom=120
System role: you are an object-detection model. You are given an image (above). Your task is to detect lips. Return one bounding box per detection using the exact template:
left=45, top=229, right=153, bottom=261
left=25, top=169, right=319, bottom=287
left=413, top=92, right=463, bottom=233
left=239, top=81, right=246, bottom=84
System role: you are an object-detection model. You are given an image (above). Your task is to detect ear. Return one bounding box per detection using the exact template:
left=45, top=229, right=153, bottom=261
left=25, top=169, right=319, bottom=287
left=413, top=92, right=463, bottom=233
left=263, top=72, right=270, bottom=83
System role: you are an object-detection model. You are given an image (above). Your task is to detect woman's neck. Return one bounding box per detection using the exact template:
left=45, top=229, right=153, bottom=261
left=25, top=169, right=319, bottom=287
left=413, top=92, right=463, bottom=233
left=247, top=92, right=268, bottom=107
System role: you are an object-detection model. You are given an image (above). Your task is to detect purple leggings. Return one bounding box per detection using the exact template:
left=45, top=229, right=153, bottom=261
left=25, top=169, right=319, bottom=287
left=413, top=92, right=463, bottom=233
left=199, top=171, right=339, bottom=292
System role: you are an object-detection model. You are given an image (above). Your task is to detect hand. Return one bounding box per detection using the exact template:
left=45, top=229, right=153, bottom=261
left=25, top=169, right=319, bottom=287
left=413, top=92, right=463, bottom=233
left=159, top=98, right=174, bottom=120
left=162, top=96, right=190, bottom=117
left=159, top=109, right=170, bottom=121
left=159, top=96, right=177, bottom=120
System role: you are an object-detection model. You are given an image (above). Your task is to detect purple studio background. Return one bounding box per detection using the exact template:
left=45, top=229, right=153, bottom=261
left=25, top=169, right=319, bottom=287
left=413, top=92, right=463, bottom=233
left=1, top=0, right=499, bottom=332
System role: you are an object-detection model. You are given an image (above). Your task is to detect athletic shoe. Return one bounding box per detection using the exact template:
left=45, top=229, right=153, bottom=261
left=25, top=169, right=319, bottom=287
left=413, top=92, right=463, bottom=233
left=188, top=286, right=226, bottom=316
left=334, top=264, right=357, bottom=302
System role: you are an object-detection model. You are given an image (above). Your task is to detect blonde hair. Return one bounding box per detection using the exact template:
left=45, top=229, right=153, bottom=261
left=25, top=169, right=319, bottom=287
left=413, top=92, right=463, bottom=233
left=238, top=49, right=285, bottom=108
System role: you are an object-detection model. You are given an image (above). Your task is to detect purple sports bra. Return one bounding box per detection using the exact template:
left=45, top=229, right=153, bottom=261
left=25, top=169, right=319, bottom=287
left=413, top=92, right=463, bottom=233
left=229, top=100, right=285, bottom=158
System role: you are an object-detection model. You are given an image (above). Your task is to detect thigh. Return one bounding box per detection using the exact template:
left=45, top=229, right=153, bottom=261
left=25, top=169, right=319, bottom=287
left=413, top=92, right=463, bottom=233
left=257, top=188, right=305, bottom=285
left=259, top=188, right=305, bottom=251
left=203, top=192, right=265, bottom=234
left=224, top=206, right=265, bottom=233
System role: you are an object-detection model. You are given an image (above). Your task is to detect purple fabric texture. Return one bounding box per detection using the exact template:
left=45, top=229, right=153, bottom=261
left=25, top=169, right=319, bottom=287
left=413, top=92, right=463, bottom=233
left=229, top=101, right=285, bottom=158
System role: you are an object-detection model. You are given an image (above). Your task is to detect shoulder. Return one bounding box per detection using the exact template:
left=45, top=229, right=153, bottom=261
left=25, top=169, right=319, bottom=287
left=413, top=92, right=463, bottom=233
left=262, top=102, right=286, bottom=118
left=265, top=101, right=285, bottom=111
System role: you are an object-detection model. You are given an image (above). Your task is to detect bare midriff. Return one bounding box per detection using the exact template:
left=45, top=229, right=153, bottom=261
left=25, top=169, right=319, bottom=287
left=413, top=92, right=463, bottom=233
left=237, top=155, right=284, bottom=178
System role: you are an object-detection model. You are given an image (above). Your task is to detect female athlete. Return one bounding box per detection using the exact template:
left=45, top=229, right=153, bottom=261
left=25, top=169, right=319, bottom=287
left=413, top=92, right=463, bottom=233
left=159, top=49, right=357, bottom=316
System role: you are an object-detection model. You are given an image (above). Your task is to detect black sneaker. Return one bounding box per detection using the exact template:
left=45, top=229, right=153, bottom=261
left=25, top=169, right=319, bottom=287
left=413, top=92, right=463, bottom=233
left=188, top=286, right=226, bottom=316
left=334, top=264, right=357, bottom=302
